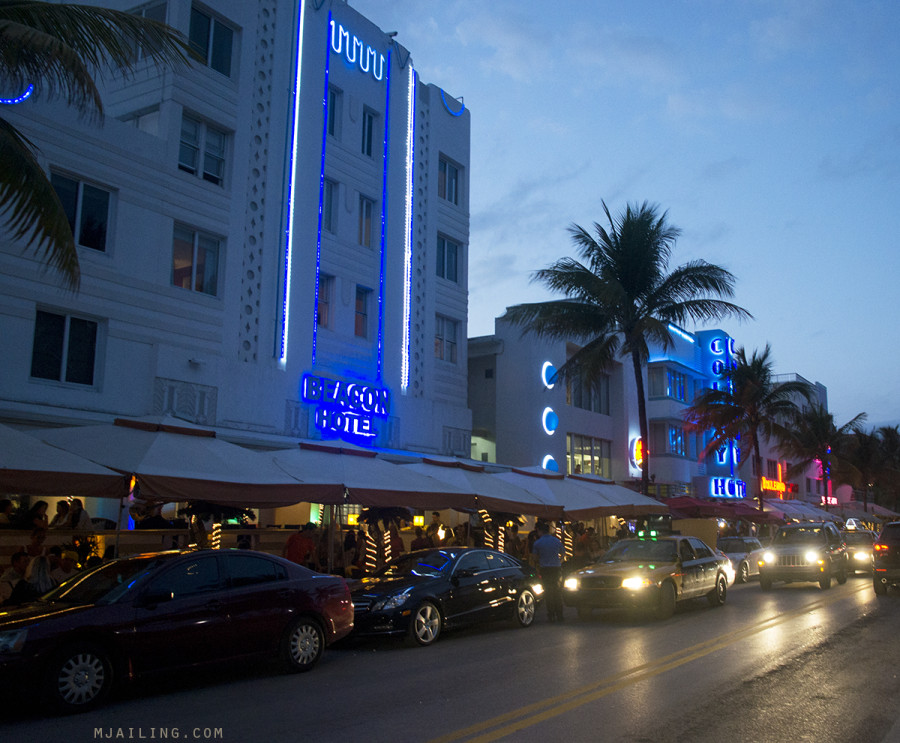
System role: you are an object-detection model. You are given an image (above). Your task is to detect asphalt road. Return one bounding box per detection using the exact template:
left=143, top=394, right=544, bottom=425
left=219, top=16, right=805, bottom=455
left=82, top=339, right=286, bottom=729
left=5, top=574, right=900, bottom=743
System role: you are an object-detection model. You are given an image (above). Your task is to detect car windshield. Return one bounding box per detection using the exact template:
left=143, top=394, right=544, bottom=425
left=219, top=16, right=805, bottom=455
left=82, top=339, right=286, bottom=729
left=843, top=532, right=873, bottom=545
left=773, top=527, right=825, bottom=545
left=373, top=550, right=456, bottom=578
left=602, top=540, right=678, bottom=563
left=41, top=555, right=173, bottom=606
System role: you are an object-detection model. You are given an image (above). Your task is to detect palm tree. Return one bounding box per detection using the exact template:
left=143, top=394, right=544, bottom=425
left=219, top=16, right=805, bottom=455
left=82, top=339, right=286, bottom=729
left=504, top=200, right=751, bottom=496
left=0, top=1, right=189, bottom=289
left=778, top=405, right=867, bottom=509
left=844, top=429, right=883, bottom=511
left=684, top=345, right=813, bottom=510
left=877, top=425, right=900, bottom=511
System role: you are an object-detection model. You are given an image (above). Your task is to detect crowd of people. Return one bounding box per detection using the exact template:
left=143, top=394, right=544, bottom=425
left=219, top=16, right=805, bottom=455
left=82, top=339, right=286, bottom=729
left=0, top=498, right=93, bottom=531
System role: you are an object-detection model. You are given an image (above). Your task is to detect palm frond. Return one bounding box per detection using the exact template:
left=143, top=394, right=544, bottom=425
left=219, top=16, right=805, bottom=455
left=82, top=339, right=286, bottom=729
left=0, top=115, right=78, bottom=287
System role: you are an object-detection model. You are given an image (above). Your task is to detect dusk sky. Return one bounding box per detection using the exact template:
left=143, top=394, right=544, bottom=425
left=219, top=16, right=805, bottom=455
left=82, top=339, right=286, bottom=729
left=351, top=0, right=900, bottom=428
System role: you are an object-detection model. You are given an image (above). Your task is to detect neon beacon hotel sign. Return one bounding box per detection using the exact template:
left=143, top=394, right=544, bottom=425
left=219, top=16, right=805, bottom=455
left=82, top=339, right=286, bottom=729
left=302, top=374, right=390, bottom=442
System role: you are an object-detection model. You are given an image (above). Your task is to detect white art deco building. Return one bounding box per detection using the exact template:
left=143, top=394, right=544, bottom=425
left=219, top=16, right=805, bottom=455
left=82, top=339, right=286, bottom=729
left=469, top=316, right=829, bottom=503
left=1, top=1, right=471, bottom=458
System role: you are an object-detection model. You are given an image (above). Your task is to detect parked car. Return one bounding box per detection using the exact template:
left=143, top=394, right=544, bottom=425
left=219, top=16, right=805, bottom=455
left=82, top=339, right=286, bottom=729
left=758, top=522, right=848, bottom=590
left=873, top=522, right=900, bottom=595
left=717, top=536, right=766, bottom=583
left=349, top=547, right=542, bottom=646
left=0, top=550, right=353, bottom=712
left=562, top=535, right=730, bottom=620
left=841, top=529, right=876, bottom=574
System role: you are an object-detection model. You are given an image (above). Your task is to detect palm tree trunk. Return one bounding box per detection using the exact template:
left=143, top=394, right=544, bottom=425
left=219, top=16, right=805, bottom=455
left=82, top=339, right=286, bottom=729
left=631, top=350, right=650, bottom=497
left=751, top=430, right=764, bottom=512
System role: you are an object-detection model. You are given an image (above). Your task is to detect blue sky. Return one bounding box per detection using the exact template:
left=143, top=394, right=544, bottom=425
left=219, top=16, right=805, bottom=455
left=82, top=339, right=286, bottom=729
left=351, top=0, right=900, bottom=428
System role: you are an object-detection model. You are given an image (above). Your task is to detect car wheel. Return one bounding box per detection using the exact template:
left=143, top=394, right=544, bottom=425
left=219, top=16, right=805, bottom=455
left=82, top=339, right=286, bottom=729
left=409, top=601, right=442, bottom=646
left=819, top=572, right=832, bottom=590
left=760, top=576, right=773, bottom=591
left=514, top=589, right=536, bottom=627
left=45, top=643, right=113, bottom=713
left=874, top=578, right=888, bottom=596
left=281, top=616, right=324, bottom=673
left=577, top=606, right=593, bottom=620
left=738, top=562, right=749, bottom=584
left=707, top=573, right=727, bottom=606
left=836, top=566, right=848, bottom=585
left=654, top=581, right=676, bottom=620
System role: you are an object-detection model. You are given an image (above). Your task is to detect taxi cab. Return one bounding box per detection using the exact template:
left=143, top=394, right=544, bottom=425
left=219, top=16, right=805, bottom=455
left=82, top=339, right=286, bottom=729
left=562, top=533, right=730, bottom=620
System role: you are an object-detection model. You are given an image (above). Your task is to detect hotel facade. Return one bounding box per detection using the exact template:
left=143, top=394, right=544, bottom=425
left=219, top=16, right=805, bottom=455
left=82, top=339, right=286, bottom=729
left=1, top=1, right=471, bottom=465
left=468, top=317, right=830, bottom=505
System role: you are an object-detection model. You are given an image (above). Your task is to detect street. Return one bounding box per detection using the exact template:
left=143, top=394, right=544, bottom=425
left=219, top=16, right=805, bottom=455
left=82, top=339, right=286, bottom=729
left=5, top=575, right=900, bottom=743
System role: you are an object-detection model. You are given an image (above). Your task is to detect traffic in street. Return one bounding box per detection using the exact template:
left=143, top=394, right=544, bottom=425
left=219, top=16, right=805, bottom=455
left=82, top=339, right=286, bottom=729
left=5, top=573, right=900, bottom=743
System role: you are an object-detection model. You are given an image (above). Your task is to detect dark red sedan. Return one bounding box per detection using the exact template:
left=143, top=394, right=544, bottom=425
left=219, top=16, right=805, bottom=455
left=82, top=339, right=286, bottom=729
left=0, top=549, right=352, bottom=712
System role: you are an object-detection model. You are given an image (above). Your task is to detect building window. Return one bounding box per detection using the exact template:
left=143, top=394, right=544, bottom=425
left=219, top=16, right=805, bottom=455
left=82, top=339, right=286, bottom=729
left=317, top=274, right=333, bottom=328
left=435, top=315, right=458, bottom=363
left=567, top=434, right=611, bottom=478
left=355, top=286, right=370, bottom=338
left=188, top=5, right=234, bottom=77
left=50, top=173, right=110, bottom=252
left=172, top=225, right=220, bottom=296
left=666, top=370, right=687, bottom=401
left=567, top=373, right=610, bottom=415
left=361, top=108, right=376, bottom=157
left=327, top=86, right=342, bottom=138
left=323, top=180, right=337, bottom=233
left=179, top=114, right=227, bottom=186
left=438, top=157, right=459, bottom=205
left=358, top=195, right=374, bottom=248
left=668, top=425, right=687, bottom=457
left=436, top=235, right=459, bottom=282
left=766, top=459, right=780, bottom=479
left=132, top=3, right=167, bottom=60
left=30, top=310, right=98, bottom=386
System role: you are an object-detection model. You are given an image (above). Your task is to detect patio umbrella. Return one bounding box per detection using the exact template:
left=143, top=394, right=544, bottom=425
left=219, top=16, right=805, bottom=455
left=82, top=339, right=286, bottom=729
left=37, top=417, right=326, bottom=507
left=272, top=443, right=474, bottom=510
left=0, top=423, right=128, bottom=498
left=570, top=474, right=669, bottom=517
left=491, top=468, right=602, bottom=520
left=401, top=457, right=564, bottom=518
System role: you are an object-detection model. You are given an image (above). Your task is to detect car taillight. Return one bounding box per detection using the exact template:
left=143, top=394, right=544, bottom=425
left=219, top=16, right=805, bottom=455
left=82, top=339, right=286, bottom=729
left=874, top=543, right=889, bottom=553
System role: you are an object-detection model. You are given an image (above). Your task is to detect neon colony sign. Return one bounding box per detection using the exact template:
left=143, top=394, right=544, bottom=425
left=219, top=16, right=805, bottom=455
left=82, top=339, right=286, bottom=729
left=710, top=477, right=746, bottom=498
left=329, top=20, right=385, bottom=82
left=302, top=374, right=390, bottom=443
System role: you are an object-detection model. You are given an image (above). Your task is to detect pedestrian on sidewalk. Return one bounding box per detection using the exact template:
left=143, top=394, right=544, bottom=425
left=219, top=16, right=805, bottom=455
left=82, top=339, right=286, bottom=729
left=531, top=521, right=564, bottom=622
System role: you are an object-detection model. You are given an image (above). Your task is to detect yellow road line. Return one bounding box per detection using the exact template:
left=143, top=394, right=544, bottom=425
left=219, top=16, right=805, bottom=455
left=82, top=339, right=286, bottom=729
left=428, top=583, right=869, bottom=743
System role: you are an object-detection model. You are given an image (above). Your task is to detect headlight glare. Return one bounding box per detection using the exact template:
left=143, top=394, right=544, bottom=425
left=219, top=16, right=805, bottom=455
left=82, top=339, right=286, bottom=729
left=563, top=577, right=579, bottom=591
left=763, top=551, right=775, bottom=564
left=804, top=550, right=819, bottom=563
left=622, top=576, right=652, bottom=590
left=855, top=552, right=870, bottom=561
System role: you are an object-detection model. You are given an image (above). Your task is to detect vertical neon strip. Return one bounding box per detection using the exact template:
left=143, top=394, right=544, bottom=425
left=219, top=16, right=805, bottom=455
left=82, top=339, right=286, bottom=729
left=312, top=13, right=333, bottom=367
left=279, top=0, right=307, bottom=366
left=376, top=51, right=392, bottom=381
left=401, top=67, right=417, bottom=392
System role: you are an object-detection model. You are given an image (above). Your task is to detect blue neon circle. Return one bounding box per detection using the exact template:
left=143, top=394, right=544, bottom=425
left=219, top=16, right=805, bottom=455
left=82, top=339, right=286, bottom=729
left=541, top=361, right=557, bottom=389
left=542, top=455, right=559, bottom=472
left=542, top=407, right=558, bottom=435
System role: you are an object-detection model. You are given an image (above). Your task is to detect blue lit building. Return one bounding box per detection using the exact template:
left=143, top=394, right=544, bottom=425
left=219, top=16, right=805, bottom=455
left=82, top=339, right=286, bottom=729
left=468, top=316, right=828, bottom=502
left=0, top=1, right=472, bottom=524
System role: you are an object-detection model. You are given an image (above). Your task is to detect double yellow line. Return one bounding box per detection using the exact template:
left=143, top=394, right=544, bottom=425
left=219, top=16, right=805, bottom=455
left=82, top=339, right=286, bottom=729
left=428, top=583, right=869, bottom=743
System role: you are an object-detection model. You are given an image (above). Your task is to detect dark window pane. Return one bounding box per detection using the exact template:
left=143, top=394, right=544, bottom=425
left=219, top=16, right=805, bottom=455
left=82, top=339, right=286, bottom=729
left=30, top=310, right=65, bottom=380
left=65, top=317, right=97, bottom=385
left=196, top=234, right=218, bottom=295
left=436, top=238, right=445, bottom=278
left=172, top=228, right=194, bottom=289
left=210, top=21, right=233, bottom=76
left=50, top=173, right=78, bottom=237
left=188, top=8, right=211, bottom=64
left=447, top=241, right=457, bottom=282
left=78, top=184, right=109, bottom=251
left=153, top=557, right=220, bottom=600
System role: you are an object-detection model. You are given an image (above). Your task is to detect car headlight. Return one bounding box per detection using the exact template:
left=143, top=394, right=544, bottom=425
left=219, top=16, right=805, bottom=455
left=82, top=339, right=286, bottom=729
left=0, top=629, right=27, bottom=654
left=855, top=552, right=871, bottom=561
left=804, top=550, right=821, bottom=563
left=563, top=577, right=579, bottom=591
left=762, top=551, right=775, bottom=565
left=531, top=582, right=544, bottom=595
left=372, top=591, right=412, bottom=612
left=622, top=577, right=653, bottom=590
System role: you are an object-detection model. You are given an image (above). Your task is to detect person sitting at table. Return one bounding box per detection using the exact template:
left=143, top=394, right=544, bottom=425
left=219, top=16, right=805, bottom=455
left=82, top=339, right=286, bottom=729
left=4, top=555, right=55, bottom=606
left=49, top=500, right=69, bottom=528
left=62, top=498, right=92, bottom=531
left=50, top=550, right=80, bottom=585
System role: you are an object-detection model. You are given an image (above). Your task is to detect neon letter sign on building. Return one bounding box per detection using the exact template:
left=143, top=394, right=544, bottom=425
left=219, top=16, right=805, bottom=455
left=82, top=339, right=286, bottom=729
left=329, top=20, right=385, bottom=81
left=302, top=374, right=390, bottom=443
